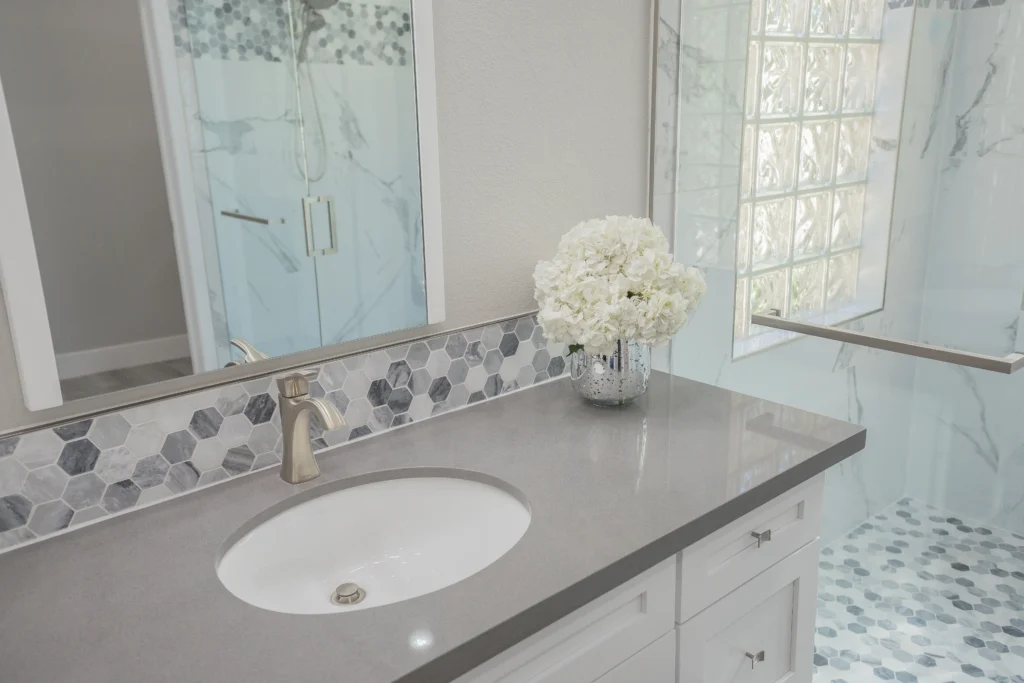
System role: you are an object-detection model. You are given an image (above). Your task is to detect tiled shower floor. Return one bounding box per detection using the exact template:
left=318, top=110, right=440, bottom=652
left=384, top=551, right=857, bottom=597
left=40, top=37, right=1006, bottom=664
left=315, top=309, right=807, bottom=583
left=813, top=498, right=1024, bottom=683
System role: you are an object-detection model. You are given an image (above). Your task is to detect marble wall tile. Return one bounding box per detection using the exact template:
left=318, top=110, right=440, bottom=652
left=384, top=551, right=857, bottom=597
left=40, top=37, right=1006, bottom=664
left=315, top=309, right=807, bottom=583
left=0, top=315, right=567, bottom=553
left=904, top=1, right=1024, bottom=537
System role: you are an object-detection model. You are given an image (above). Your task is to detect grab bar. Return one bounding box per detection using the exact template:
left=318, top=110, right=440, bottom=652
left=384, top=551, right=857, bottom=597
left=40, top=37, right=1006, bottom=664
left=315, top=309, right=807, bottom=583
left=751, top=310, right=1024, bottom=374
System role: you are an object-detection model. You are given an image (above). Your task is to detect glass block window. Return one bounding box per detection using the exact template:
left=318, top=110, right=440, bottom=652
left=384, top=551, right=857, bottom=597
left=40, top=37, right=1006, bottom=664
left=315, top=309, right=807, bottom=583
left=734, top=0, right=883, bottom=343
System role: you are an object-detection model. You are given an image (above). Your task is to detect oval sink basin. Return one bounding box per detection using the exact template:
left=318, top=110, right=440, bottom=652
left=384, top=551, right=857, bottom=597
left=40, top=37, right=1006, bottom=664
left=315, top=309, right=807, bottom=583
left=216, top=471, right=531, bottom=614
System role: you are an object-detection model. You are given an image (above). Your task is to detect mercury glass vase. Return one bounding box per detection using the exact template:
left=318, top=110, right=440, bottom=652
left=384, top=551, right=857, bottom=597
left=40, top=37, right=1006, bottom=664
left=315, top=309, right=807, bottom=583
left=569, top=339, right=651, bottom=407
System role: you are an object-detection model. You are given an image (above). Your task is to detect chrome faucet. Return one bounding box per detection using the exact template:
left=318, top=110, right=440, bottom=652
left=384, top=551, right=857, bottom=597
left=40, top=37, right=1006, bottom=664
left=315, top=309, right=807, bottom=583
left=276, top=372, right=346, bottom=484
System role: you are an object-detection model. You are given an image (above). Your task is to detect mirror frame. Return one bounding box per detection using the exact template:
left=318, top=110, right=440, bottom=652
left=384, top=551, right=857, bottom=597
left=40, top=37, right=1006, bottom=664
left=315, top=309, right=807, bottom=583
left=0, top=0, right=444, bottom=429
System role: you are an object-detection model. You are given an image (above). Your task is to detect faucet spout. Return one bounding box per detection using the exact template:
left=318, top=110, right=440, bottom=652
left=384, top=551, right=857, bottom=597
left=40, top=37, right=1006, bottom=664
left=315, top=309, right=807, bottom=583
left=276, top=374, right=346, bottom=485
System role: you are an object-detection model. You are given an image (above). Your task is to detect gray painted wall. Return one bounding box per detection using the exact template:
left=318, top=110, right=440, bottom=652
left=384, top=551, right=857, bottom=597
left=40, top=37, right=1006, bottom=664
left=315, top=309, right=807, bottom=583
left=0, top=0, right=188, bottom=357
left=0, top=0, right=652, bottom=431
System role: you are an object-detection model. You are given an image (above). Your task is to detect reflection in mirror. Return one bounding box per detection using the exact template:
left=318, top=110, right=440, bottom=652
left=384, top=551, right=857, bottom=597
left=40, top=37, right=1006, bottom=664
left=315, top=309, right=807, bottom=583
left=0, top=0, right=441, bottom=407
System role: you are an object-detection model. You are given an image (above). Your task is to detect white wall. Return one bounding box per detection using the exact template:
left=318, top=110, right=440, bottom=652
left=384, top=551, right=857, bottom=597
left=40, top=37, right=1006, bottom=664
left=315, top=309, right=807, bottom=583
left=0, top=0, right=188, bottom=359
left=0, top=0, right=653, bottom=431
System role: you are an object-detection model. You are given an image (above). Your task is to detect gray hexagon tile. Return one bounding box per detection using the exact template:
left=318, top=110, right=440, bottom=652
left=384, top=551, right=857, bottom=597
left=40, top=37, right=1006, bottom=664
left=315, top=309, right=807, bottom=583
left=89, top=414, right=131, bottom=449
left=813, top=498, right=1024, bottom=683
left=0, top=435, right=19, bottom=458
left=0, top=315, right=565, bottom=553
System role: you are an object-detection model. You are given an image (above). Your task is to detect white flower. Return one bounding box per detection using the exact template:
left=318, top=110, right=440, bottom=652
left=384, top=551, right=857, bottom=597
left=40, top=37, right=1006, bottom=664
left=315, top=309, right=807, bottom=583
left=533, top=216, right=706, bottom=355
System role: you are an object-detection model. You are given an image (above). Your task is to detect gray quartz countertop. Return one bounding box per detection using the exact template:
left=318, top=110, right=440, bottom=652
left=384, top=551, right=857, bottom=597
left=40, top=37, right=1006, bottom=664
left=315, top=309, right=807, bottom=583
left=0, top=372, right=864, bottom=683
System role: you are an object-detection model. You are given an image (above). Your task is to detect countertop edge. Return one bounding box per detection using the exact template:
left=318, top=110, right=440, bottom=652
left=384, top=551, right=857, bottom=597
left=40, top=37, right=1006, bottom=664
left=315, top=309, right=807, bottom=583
left=397, top=426, right=868, bottom=683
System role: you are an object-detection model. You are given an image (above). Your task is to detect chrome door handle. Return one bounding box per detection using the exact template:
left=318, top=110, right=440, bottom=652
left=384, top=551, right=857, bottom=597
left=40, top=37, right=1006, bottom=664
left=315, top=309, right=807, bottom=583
left=745, top=650, right=765, bottom=669
left=302, top=195, right=338, bottom=256
left=750, top=529, right=771, bottom=548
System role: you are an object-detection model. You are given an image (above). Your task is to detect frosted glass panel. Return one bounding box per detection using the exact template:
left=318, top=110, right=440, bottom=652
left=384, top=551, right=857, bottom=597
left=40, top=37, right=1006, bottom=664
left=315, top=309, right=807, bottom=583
left=734, top=0, right=881, bottom=346
left=832, top=185, right=865, bottom=249
left=837, top=117, right=871, bottom=182
left=751, top=269, right=789, bottom=316
left=756, top=123, right=799, bottom=194
left=752, top=198, right=795, bottom=271
left=764, top=0, right=809, bottom=35
left=826, top=251, right=859, bottom=310
left=809, top=0, right=848, bottom=36
left=843, top=44, right=880, bottom=112
left=799, top=121, right=837, bottom=188
left=848, top=0, right=883, bottom=39
left=794, top=191, right=831, bottom=259
left=804, top=44, right=843, bottom=114
left=791, top=260, right=826, bottom=317
left=761, top=43, right=804, bottom=117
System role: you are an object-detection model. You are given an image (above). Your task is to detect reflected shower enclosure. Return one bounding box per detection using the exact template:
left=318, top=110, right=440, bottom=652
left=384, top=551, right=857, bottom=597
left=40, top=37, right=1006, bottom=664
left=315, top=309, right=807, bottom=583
left=157, top=0, right=429, bottom=368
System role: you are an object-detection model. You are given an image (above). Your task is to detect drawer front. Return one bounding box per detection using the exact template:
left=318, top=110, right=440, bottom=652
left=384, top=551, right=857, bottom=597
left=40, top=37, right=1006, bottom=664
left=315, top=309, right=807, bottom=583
left=677, top=475, right=822, bottom=623
left=677, top=540, right=819, bottom=683
left=594, top=629, right=676, bottom=683
left=456, top=556, right=676, bottom=683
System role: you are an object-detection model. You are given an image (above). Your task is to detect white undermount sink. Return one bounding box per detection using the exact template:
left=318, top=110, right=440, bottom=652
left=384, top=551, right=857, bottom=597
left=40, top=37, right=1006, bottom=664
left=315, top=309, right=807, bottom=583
left=216, top=470, right=531, bottom=615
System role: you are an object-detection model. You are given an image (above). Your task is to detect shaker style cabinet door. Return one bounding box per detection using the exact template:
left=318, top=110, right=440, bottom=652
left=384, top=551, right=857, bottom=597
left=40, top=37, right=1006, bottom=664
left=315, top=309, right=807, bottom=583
left=677, top=540, right=819, bottom=683
left=594, top=629, right=676, bottom=683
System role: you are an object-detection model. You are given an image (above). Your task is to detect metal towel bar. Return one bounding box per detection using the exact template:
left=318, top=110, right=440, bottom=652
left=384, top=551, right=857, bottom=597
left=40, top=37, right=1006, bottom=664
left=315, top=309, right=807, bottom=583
left=751, top=311, right=1024, bottom=374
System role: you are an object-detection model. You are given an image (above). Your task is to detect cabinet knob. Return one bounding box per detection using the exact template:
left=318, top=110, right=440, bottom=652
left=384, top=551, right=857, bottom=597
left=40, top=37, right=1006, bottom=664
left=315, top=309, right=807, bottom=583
left=750, top=529, right=772, bottom=548
left=745, top=650, right=766, bottom=669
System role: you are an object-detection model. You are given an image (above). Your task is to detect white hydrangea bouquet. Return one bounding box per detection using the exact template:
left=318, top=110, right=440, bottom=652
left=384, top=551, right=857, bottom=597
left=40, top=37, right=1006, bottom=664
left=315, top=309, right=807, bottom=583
left=533, top=216, right=706, bottom=405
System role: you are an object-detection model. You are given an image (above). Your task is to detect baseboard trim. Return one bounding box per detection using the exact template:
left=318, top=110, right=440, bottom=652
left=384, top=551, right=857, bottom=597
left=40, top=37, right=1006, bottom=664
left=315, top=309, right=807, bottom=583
left=56, top=334, right=190, bottom=380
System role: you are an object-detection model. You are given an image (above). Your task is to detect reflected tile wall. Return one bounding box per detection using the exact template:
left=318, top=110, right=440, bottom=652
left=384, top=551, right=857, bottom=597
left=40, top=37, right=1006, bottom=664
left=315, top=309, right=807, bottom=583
left=0, top=316, right=568, bottom=553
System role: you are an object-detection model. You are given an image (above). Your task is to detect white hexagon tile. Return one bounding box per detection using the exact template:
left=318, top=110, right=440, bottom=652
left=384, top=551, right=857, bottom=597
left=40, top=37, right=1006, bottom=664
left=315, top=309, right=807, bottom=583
left=0, top=315, right=567, bottom=552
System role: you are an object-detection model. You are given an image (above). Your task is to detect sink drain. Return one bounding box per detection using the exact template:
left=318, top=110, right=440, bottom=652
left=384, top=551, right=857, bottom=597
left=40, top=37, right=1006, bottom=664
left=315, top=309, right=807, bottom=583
left=330, top=582, right=366, bottom=606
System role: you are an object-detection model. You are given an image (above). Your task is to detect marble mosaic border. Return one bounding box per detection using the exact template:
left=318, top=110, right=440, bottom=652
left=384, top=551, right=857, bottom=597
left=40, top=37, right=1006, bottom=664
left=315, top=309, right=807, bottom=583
left=171, top=0, right=413, bottom=65
left=0, top=314, right=567, bottom=552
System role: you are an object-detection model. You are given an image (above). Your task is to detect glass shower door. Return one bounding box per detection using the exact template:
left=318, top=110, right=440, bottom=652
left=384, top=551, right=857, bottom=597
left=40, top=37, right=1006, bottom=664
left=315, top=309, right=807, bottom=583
left=291, top=0, right=429, bottom=346
left=181, top=0, right=320, bottom=362
left=656, top=0, right=1024, bottom=679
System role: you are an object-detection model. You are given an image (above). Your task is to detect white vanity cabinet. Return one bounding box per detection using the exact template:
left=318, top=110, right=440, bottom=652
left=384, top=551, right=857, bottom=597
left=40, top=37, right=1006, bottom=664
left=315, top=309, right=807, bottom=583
left=457, top=476, right=823, bottom=683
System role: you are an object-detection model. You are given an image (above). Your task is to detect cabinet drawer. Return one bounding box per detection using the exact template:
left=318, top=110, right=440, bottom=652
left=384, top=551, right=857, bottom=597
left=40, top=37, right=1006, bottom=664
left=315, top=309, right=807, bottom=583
left=456, top=556, right=676, bottom=683
left=677, top=475, right=822, bottom=623
left=594, top=629, right=676, bottom=683
left=677, top=540, right=819, bottom=683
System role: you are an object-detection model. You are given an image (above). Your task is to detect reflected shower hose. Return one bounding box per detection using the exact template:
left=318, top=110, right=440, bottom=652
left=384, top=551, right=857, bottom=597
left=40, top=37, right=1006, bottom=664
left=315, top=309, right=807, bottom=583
left=293, top=1, right=334, bottom=183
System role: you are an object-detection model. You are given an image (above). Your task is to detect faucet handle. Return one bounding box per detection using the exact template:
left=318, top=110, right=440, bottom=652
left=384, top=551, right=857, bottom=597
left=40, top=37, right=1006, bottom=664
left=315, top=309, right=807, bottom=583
left=277, top=372, right=314, bottom=398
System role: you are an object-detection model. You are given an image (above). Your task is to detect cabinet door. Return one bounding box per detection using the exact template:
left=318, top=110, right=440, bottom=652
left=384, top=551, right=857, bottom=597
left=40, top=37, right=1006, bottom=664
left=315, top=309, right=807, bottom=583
left=677, top=540, right=819, bottom=683
left=455, top=557, right=676, bottom=683
left=595, top=629, right=676, bottom=683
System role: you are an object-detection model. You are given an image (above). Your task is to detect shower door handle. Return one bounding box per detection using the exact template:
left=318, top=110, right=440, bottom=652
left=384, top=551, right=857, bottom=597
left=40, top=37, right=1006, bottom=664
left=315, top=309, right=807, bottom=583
left=302, top=195, right=338, bottom=257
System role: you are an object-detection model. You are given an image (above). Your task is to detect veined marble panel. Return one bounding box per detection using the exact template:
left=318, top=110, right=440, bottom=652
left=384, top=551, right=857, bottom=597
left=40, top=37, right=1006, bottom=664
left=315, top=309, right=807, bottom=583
left=303, top=60, right=428, bottom=345
left=905, top=2, right=1024, bottom=537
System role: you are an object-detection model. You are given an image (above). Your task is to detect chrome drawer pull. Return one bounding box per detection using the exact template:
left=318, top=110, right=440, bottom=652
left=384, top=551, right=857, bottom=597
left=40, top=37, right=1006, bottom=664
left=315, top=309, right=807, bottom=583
left=750, top=529, right=771, bottom=548
left=745, top=650, right=765, bottom=669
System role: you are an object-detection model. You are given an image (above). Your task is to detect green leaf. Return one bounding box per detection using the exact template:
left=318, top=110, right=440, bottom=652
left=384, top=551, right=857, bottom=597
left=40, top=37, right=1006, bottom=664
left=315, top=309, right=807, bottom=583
left=568, top=343, right=585, bottom=355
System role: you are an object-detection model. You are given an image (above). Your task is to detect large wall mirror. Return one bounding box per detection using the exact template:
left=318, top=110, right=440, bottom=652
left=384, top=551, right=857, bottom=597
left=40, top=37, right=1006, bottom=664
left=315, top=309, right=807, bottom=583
left=0, top=0, right=443, bottom=411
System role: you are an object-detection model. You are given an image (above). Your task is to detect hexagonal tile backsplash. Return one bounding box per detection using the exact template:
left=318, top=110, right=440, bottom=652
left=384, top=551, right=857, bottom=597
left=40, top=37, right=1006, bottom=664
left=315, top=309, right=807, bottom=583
left=170, top=0, right=413, bottom=66
left=0, top=315, right=566, bottom=552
